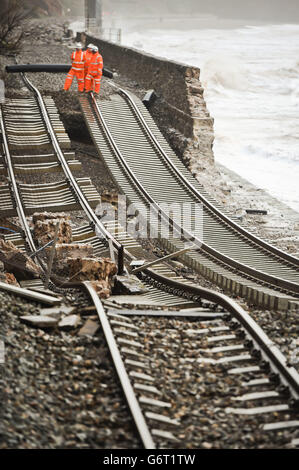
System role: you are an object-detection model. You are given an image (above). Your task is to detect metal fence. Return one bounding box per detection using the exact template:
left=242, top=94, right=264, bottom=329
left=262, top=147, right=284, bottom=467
left=86, top=18, right=121, bottom=44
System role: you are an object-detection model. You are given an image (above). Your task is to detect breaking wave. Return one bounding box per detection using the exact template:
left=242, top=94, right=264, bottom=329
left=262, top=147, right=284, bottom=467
left=201, top=55, right=249, bottom=91
left=123, top=24, right=299, bottom=212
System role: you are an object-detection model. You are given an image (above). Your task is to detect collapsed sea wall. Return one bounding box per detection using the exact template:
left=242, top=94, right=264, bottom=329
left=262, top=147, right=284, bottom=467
left=77, top=32, right=215, bottom=163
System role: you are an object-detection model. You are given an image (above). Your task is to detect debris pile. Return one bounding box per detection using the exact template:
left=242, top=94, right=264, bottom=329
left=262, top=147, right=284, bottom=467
left=0, top=239, right=40, bottom=280
left=0, top=261, right=19, bottom=286
left=89, top=280, right=112, bottom=299
left=20, top=303, right=99, bottom=336
left=32, top=212, right=117, bottom=298
left=33, top=212, right=72, bottom=245
left=68, top=258, right=117, bottom=299
left=54, top=243, right=94, bottom=261
left=68, top=257, right=117, bottom=282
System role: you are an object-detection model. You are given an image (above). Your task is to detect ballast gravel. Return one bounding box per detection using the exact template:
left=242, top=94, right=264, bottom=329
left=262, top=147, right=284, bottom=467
left=0, top=291, right=140, bottom=449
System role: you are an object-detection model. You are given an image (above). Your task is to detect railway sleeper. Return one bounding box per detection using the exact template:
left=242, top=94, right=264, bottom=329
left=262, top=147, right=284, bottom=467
left=160, top=237, right=298, bottom=311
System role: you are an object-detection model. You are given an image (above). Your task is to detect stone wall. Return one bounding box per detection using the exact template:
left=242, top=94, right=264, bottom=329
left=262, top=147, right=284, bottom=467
left=78, top=32, right=215, bottom=163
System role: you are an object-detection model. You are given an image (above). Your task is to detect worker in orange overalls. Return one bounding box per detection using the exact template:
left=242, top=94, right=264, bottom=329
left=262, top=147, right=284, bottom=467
left=64, top=42, right=85, bottom=92
left=85, top=45, right=103, bottom=95
left=84, top=43, right=94, bottom=78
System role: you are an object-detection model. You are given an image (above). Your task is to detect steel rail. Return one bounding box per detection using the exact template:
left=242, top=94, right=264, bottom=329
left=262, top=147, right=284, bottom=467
left=144, top=268, right=299, bottom=399
left=0, top=280, right=61, bottom=305
left=84, top=281, right=156, bottom=449
left=90, top=93, right=299, bottom=296
left=3, top=84, right=299, bottom=443
left=20, top=73, right=123, bottom=257
left=2, top=86, right=155, bottom=446
left=116, top=84, right=299, bottom=269
left=1, top=103, right=68, bottom=286
left=0, top=107, right=36, bottom=254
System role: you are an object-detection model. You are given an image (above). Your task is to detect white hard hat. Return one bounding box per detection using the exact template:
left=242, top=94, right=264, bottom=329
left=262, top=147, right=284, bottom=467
left=75, top=42, right=82, bottom=49
left=87, top=43, right=94, bottom=49
left=92, top=45, right=98, bottom=52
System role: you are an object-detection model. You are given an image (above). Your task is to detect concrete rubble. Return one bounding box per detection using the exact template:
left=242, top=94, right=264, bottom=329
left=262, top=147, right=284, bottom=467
left=90, top=280, right=112, bottom=300
left=114, top=274, right=149, bottom=294
left=0, top=272, right=19, bottom=286
left=31, top=212, right=117, bottom=299
left=53, top=243, right=95, bottom=276
left=0, top=239, right=41, bottom=279
left=0, top=260, right=18, bottom=288
left=40, top=305, right=75, bottom=318
left=67, top=257, right=117, bottom=282
left=78, top=319, right=99, bottom=338
left=20, top=315, right=58, bottom=328
left=58, top=314, right=81, bottom=331
left=54, top=243, right=94, bottom=261
left=33, top=212, right=73, bottom=246
left=0, top=289, right=140, bottom=449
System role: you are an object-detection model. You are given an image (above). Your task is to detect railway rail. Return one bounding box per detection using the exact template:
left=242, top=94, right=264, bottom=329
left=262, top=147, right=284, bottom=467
left=1, top=71, right=299, bottom=448
left=79, top=88, right=299, bottom=311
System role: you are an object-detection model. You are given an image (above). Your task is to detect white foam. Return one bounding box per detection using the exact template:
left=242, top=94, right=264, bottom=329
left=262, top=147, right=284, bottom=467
left=123, top=24, right=299, bottom=213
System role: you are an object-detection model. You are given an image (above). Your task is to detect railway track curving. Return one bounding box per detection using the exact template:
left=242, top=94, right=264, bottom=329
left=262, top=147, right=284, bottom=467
left=80, top=88, right=299, bottom=311
left=0, top=73, right=298, bottom=448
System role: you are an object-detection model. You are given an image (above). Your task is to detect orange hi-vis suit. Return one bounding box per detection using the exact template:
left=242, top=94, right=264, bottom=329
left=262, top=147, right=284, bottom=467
left=64, top=49, right=85, bottom=92
left=84, top=48, right=93, bottom=78
left=85, top=52, right=103, bottom=94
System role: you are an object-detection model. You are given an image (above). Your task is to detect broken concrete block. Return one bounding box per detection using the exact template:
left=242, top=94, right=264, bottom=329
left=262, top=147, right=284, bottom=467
left=78, top=319, right=99, bottom=337
left=58, top=315, right=80, bottom=330
left=33, top=218, right=72, bottom=246
left=67, top=257, right=117, bottom=282
left=0, top=239, right=41, bottom=279
left=55, top=243, right=94, bottom=261
left=21, top=315, right=58, bottom=328
left=90, top=280, right=112, bottom=299
left=114, top=275, right=149, bottom=295
left=0, top=272, right=19, bottom=286
left=53, top=244, right=95, bottom=277
left=32, top=212, right=71, bottom=224
left=40, top=305, right=75, bottom=319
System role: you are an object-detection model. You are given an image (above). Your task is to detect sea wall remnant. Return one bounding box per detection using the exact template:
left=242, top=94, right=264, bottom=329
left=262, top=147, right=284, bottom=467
left=77, top=32, right=215, bottom=163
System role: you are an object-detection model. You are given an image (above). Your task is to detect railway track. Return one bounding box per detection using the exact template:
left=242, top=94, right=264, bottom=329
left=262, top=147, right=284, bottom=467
left=79, top=88, right=299, bottom=311
left=0, top=73, right=299, bottom=448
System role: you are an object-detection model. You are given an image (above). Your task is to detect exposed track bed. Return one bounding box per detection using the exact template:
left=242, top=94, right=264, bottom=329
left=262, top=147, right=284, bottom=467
left=79, top=90, right=299, bottom=311
left=0, top=75, right=298, bottom=448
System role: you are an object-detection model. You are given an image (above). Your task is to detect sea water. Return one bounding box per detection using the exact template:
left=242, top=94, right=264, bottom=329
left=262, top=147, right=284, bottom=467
left=122, top=23, right=299, bottom=213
